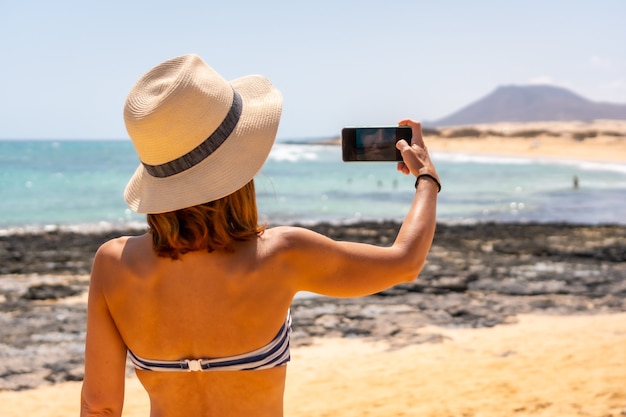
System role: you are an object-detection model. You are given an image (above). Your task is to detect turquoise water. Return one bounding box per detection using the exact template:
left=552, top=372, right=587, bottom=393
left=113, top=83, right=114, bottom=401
left=1, top=140, right=625, bottom=232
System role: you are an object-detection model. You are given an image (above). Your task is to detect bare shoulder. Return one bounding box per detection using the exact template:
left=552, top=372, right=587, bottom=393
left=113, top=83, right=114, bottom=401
left=97, top=235, right=127, bottom=253
left=262, top=225, right=333, bottom=250
left=95, top=235, right=133, bottom=261
left=92, top=233, right=152, bottom=274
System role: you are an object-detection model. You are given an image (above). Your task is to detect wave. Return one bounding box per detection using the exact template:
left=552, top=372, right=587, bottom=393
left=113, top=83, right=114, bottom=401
left=432, top=151, right=626, bottom=174
left=0, top=219, right=148, bottom=237
left=267, top=143, right=338, bottom=162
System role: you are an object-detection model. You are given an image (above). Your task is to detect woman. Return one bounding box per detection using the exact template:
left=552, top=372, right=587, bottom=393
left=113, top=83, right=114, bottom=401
left=81, top=54, right=440, bottom=417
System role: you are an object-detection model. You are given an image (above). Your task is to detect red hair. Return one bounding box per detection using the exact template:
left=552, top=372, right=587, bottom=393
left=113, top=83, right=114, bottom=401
left=147, top=180, right=265, bottom=259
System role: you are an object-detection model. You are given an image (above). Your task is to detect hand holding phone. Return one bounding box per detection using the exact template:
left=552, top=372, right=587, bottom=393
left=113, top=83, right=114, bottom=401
left=342, top=126, right=412, bottom=162
left=395, top=119, right=440, bottom=187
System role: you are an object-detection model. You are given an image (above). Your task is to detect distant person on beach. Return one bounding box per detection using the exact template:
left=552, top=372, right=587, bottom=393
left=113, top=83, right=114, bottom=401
left=80, top=54, right=440, bottom=417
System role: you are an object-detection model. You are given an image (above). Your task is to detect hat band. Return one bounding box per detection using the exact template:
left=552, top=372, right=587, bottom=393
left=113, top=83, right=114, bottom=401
left=142, top=89, right=243, bottom=178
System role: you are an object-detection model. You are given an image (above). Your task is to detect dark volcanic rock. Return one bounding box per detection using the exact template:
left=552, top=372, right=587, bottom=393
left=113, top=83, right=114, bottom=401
left=22, top=284, right=82, bottom=300
left=1, top=221, right=625, bottom=391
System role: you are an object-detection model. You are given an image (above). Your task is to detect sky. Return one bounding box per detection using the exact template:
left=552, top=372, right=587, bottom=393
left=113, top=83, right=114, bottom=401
left=1, top=0, right=625, bottom=140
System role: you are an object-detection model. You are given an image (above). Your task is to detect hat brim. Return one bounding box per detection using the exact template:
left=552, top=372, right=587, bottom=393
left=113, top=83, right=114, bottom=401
left=124, top=75, right=282, bottom=214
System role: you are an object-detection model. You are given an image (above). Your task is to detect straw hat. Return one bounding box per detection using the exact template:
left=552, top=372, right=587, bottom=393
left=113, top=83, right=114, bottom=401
left=123, top=54, right=282, bottom=213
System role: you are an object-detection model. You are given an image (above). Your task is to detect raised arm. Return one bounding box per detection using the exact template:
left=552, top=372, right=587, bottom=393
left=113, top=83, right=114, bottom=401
left=281, top=119, right=439, bottom=297
left=392, top=118, right=440, bottom=265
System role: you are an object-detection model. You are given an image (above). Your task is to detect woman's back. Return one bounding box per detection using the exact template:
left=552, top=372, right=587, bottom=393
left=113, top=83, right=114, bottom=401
left=95, top=230, right=296, bottom=416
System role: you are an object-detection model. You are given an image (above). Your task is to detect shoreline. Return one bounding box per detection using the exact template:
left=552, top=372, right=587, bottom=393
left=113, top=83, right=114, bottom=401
left=426, top=134, right=626, bottom=164
left=2, top=121, right=626, bottom=414
left=423, top=120, right=626, bottom=163
left=3, top=120, right=626, bottom=235
left=3, top=211, right=626, bottom=238
left=1, top=221, right=625, bottom=392
left=322, top=119, right=626, bottom=164
left=3, top=118, right=626, bottom=408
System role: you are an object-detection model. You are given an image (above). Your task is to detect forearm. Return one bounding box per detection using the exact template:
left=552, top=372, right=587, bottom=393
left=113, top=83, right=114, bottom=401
left=392, top=176, right=438, bottom=274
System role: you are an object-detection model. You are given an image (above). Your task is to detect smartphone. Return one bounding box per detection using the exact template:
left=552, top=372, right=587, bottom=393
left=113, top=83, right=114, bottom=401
left=342, top=126, right=412, bottom=162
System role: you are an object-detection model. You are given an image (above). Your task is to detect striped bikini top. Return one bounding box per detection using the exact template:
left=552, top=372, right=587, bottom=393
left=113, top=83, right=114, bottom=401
left=129, top=311, right=292, bottom=372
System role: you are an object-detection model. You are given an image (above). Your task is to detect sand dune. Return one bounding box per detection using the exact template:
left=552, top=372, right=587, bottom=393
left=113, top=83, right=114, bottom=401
left=426, top=120, right=626, bottom=162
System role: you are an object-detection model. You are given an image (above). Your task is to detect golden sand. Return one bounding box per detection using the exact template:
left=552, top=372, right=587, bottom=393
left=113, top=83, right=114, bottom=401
left=426, top=120, right=626, bottom=163
left=1, top=313, right=624, bottom=416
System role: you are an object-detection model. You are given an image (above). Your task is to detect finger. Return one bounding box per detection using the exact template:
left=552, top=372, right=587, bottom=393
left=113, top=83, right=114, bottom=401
left=395, top=139, right=410, bottom=151
left=396, top=141, right=409, bottom=174
left=396, top=162, right=409, bottom=175
left=398, top=119, right=425, bottom=148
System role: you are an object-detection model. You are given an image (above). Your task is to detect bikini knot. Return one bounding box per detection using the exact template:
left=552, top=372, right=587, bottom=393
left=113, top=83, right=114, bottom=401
left=185, top=359, right=204, bottom=372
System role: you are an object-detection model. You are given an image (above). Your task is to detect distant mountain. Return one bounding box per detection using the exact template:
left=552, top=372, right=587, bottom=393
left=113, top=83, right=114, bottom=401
left=430, top=85, right=626, bottom=127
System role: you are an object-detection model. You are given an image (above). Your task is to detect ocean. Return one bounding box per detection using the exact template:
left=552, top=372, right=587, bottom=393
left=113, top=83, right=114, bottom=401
left=1, top=139, right=625, bottom=234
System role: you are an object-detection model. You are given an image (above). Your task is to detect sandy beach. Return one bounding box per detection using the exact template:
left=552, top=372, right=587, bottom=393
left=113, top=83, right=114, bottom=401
left=1, top=313, right=624, bottom=416
left=285, top=314, right=626, bottom=416
left=425, top=119, right=626, bottom=162
left=1, top=120, right=625, bottom=416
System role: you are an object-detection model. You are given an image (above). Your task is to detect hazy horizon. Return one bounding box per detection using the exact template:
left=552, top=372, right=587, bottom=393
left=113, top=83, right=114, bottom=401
left=1, top=1, right=625, bottom=140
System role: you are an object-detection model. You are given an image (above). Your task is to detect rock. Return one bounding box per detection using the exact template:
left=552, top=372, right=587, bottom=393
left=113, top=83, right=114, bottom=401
left=22, top=284, right=81, bottom=300
left=0, top=222, right=625, bottom=391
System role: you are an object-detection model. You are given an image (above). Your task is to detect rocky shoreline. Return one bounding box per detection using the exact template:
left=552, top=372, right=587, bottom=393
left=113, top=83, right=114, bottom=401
left=1, top=221, right=625, bottom=391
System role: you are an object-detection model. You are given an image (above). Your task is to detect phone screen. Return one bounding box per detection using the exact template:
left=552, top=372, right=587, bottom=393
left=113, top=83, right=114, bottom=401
left=342, top=126, right=412, bottom=162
